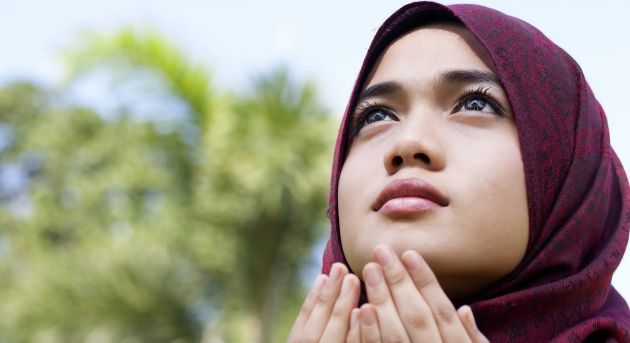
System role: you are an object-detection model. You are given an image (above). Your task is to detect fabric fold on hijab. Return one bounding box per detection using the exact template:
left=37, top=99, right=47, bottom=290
left=322, top=2, right=630, bottom=341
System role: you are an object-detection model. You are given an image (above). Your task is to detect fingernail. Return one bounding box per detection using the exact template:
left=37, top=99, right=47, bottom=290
left=402, top=250, right=423, bottom=272
left=364, top=264, right=383, bottom=288
left=374, top=245, right=395, bottom=267
left=340, top=275, right=354, bottom=297
left=361, top=306, right=377, bottom=326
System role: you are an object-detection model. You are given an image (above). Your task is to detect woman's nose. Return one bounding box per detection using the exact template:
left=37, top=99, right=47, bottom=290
left=383, top=126, right=446, bottom=175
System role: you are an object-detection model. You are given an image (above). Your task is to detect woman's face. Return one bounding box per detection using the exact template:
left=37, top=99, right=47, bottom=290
left=338, top=24, right=529, bottom=299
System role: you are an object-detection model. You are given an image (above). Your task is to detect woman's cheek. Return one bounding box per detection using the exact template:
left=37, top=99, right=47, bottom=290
left=338, top=161, right=368, bottom=275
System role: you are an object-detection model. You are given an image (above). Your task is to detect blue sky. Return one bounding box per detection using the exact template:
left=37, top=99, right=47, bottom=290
left=2, top=0, right=629, bottom=297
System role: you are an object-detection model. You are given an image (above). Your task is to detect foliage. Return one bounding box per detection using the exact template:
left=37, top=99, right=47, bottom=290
left=0, top=28, right=334, bottom=342
left=201, top=68, right=332, bottom=342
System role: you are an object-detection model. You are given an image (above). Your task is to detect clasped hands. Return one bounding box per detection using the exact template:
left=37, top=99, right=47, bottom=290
left=287, top=245, right=489, bottom=343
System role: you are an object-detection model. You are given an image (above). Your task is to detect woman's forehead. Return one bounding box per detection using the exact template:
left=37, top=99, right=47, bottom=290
left=359, top=25, right=499, bottom=104
left=364, top=24, right=497, bottom=91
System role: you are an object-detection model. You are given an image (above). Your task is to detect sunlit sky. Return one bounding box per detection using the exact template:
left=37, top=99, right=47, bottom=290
left=2, top=1, right=629, bottom=299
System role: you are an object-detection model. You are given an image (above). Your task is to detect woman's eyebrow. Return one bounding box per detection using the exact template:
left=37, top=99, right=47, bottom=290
left=355, top=69, right=500, bottom=104
left=438, top=69, right=500, bottom=87
left=356, top=81, right=401, bottom=104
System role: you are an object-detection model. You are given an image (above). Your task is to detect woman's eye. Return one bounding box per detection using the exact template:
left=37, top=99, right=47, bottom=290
left=364, top=109, right=393, bottom=124
left=356, top=108, right=395, bottom=130
left=456, top=96, right=499, bottom=115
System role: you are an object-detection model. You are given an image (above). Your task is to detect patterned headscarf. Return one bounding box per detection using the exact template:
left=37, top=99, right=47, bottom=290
left=322, top=2, right=630, bottom=341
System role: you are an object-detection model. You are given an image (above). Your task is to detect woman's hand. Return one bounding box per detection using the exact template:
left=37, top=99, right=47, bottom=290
left=347, top=245, right=489, bottom=343
left=287, top=262, right=361, bottom=343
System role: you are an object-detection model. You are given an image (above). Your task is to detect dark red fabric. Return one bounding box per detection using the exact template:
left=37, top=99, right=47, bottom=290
left=322, top=2, right=630, bottom=341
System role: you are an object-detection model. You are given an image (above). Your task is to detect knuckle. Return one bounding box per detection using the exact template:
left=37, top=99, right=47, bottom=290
left=402, top=310, right=431, bottom=328
left=383, top=335, right=406, bottom=343
left=434, top=304, right=457, bottom=323
left=386, top=266, right=408, bottom=288
left=411, top=270, right=434, bottom=288
left=369, top=291, right=389, bottom=306
left=300, top=333, right=318, bottom=343
left=330, top=302, right=347, bottom=319
left=317, top=287, right=335, bottom=305
left=300, top=300, right=314, bottom=315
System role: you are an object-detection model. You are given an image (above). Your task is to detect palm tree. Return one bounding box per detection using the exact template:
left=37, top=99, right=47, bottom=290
left=201, top=68, right=334, bottom=342
left=0, top=27, right=335, bottom=342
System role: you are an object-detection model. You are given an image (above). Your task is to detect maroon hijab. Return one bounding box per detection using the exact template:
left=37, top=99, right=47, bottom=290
left=322, top=2, right=630, bottom=341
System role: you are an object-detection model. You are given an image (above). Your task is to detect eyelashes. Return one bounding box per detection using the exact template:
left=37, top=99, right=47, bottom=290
left=454, top=86, right=506, bottom=115
left=349, top=86, right=506, bottom=136
left=350, top=100, right=391, bottom=137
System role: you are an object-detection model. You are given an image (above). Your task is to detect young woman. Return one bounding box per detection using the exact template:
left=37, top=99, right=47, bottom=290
left=288, top=2, right=630, bottom=342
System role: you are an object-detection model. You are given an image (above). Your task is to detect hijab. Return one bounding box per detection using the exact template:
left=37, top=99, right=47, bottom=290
left=322, top=2, right=630, bottom=341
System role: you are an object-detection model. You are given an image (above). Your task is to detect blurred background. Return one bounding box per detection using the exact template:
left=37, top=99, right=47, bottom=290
left=0, top=1, right=628, bottom=342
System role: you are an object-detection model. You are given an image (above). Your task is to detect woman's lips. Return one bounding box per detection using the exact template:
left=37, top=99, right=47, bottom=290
left=373, top=178, right=449, bottom=216
left=380, top=197, right=442, bottom=215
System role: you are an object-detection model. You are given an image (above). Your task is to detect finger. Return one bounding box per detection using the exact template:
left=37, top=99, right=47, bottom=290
left=301, top=263, right=348, bottom=342
left=287, top=274, right=327, bottom=342
left=401, top=250, right=470, bottom=342
left=346, top=308, right=361, bottom=343
left=363, top=262, right=410, bottom=343
left=374, top=245, right=441, bottom=342
left=321, top=274, right=361, bottom=342
left=457, top=306, right=490, bottom=343
left=359, top=304, right=381, bottom=343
